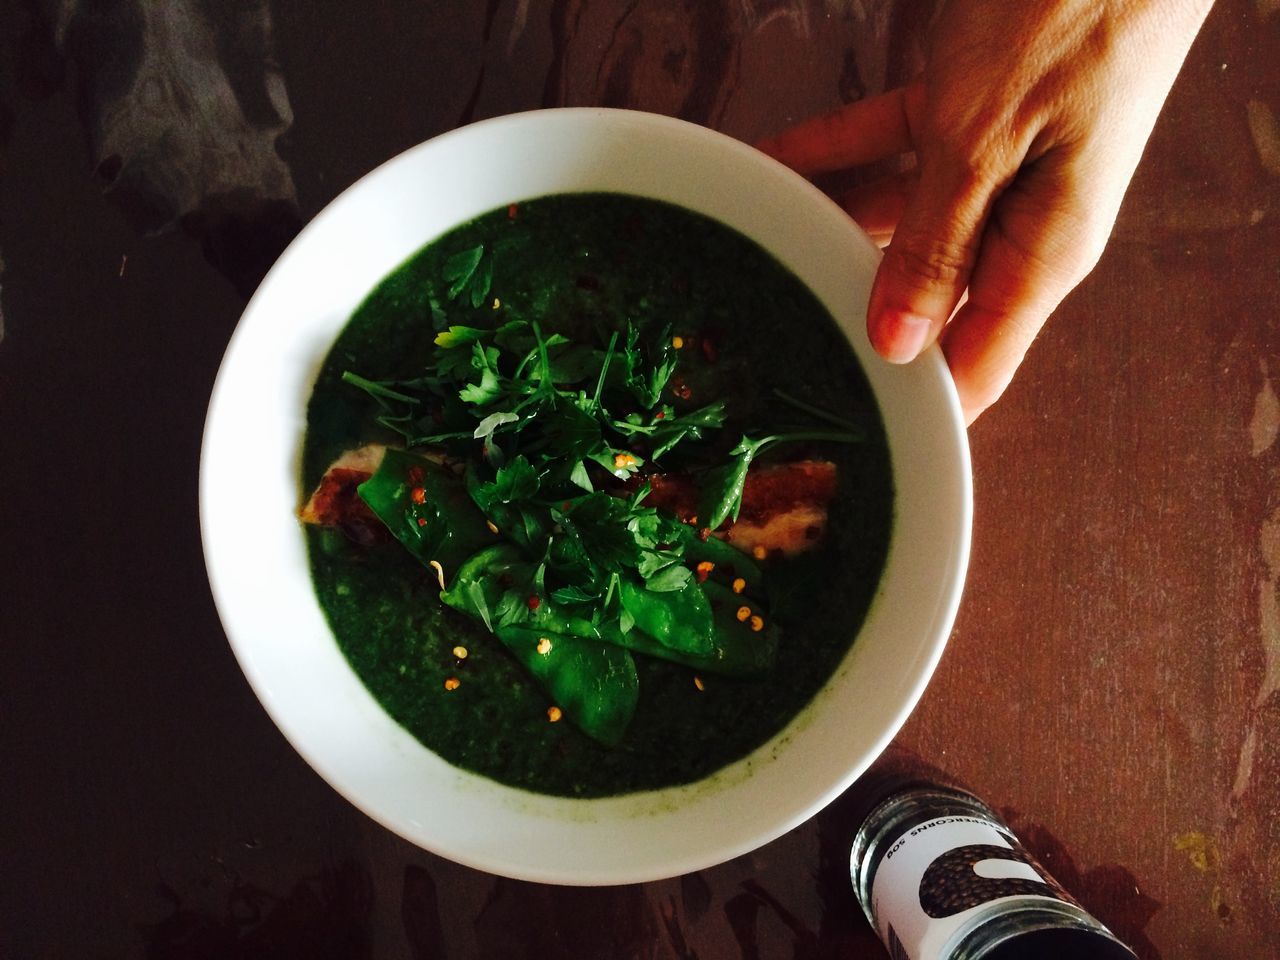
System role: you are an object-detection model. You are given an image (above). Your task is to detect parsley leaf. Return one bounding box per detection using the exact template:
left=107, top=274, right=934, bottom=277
left=472, top=410, right=518, bottom=440
left=443, top=244, right=493, bottom=308
left=472, top=455, right=539, bottom=507
left=697, top=430, right=862, bottom=531
left=622, top=322, right=678, bottom=409
left=459, top=366, right=504, bottom=406
left=643, top=564, right=692, bottom=592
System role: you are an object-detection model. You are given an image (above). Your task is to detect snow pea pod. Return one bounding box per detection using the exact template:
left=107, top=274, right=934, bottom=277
left=442, top=545, right=763, bottom=680
left=584, top=581, right=775, bottom=678
left=677, top=529, right=764, bottom=595
left=356, top=448, right=495, bottom=581
left=699, top=581, right=779, bottom=677
left=492, top=626, right=638, bottom=747
left=440, top=544, right=639, bottom=744
left=618, top=577, right=714, bottom=656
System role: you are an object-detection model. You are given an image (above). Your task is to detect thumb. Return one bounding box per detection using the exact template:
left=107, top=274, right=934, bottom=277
left=867, top=150, right=1006, bottom=364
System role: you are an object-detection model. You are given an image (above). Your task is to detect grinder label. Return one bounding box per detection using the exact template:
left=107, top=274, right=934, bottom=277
left=867, top=816, right=1073, bottom=959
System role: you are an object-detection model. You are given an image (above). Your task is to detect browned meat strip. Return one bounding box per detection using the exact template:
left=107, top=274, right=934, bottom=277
left=646, top=459, right=838, bottom=557
left=298, top=444, right=388, bottom=544
left=302, top=445, right=837, bottom=558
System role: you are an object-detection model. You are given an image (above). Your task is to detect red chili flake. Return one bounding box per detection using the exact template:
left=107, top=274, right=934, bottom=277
left=674, top=383, right=693, bottom=401
left=417, top=517, right=428, bottom=527
left=697, top=527, right=711, bottom=541
left=407, top=466, right=424, bottom=484
left=410, top=487, right=427, bottom=504
left=701, top=336, right=718, bottom=363
left=507, top=203, right=519, bottom=219
left=561, top=501, right=572, bottom=512
left=527, top=595, right=541, bottom=611
left=654, top=411, right=666, bottom=420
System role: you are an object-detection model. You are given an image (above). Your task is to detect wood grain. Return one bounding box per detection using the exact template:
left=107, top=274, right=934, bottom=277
left=0, top=1, right=1273, bottom=957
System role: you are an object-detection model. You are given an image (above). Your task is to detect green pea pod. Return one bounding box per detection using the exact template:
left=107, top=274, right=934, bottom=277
left=441, top=545, right=640, bottom=745
left=594, top=582, right=776, bottom=678
left=357, top=448, right=495, bottom=581
left=439, top=544, right=530, bottom=625
left=493, top=626, right=639, bottom=747
left=698, top=581, right=779, bottom=677
left=618, top=577, right=714, bottom=656
left=440, top=546, right=639, bottom=648
left=678, top=530, right=764, bottom=596
left=442, top=545, right=622, bottom=643
left=442, top=545, right=770, bottom=681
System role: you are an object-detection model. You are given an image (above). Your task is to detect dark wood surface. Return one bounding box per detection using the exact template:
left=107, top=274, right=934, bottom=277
left=1, top=1, right=1276, bottom=957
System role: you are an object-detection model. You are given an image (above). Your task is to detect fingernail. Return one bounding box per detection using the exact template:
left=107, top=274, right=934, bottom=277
left=876, top=312, right=932, bottom=364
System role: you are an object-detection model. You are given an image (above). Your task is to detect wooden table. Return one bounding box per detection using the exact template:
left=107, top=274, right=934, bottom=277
left=1, top=1, right=1275, bottom=956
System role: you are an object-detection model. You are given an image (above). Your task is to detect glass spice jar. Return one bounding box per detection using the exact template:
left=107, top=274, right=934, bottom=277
left=850, top=783, right=1137, bottom=960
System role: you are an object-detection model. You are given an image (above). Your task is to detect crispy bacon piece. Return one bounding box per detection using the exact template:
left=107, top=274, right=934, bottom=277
left=646, top=459, right=838, bottom=557
left=298, top=444, right=388, bottom=544
left=302, top=444, right=837, bottom=558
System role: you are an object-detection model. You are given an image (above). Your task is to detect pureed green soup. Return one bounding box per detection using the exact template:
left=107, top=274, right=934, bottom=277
left=303, top=193, right=893, bottom=797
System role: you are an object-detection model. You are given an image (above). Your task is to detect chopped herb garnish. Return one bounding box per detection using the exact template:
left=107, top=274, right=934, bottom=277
left=339, top=241, right=860, bottom=744
left=443, top=244, right=494, bottom=308
left=697, top=430, right=861, bottom=532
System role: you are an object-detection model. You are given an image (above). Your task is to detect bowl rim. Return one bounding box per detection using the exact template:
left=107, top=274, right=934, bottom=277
left=200, top=106, right=972, bottom=885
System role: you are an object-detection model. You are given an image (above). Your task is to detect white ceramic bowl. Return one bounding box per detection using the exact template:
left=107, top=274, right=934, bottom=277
left=200, top=108, right=971, bottom=885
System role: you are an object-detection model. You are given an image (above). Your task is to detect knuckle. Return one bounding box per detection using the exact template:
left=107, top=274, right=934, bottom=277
left=889, top=234, right=972, bottom=288
left=925, top=121, right=1009, bottom=187
left=947, top=146, right=1004, bottom=192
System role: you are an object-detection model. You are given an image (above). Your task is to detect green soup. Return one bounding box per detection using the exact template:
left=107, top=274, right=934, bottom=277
left=303, top=193, right=893, bottom=797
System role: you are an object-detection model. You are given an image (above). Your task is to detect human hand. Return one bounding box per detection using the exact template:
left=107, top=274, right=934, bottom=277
left=758, top=0, right=1214, bottom=423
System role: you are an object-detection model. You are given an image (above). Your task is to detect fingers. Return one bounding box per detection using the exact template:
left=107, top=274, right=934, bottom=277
left=758, top=83, right=994, bottom=364
left=755, top=86, right=920, bottom=176
left=940, top=300, right=1035, bottom=425
left=939, top=162, right=1111, bottom=423
left=866, top=151, right=1004, bottom=364
left=758, top=81, right=1104, bottom=424
left=838, top=170, right=916, bottom=244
